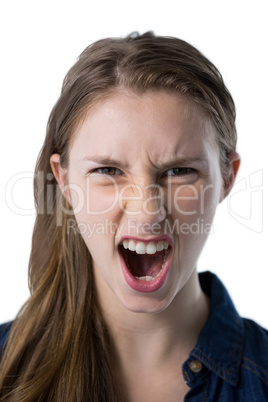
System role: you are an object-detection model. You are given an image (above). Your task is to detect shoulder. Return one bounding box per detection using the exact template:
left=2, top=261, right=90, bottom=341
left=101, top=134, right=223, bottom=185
left=198, top=271, right=268, bottom=397
left=240, top=317, right=268, bottom=387
left=0, top=321, right=13, bottom=352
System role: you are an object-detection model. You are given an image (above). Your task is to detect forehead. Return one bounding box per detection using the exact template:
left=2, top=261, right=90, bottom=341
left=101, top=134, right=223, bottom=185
left=70, top=90, right=219, bottom=166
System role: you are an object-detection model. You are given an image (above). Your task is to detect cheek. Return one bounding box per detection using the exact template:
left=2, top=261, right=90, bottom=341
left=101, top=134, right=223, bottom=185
left=168, top=180, right=222, bottom=224
left=72, top=208, right=113, bottom=268
left=69, top=179, right=120, bottom=217
left=169, top=185, right=200, bottom=218
left=70, top=191, right=122, bottom=259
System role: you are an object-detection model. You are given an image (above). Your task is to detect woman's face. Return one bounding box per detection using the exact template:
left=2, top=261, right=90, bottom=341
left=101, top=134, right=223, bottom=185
left=53, top=90, right=228, bottom=313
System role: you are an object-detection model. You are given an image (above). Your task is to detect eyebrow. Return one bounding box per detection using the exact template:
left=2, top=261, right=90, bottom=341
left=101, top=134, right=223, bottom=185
left=79, top=155, right=127, bottom=169
left=80, top=155, right=208, bottom=171
left=154, top=156, right=208, bottom=170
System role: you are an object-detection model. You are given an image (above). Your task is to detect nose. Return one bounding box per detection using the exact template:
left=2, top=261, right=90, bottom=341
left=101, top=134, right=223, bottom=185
left=120, top=183, right=167, bottom=228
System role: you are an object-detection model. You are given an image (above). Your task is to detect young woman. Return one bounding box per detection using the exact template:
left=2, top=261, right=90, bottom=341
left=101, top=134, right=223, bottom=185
left=0, top=32, right=267, bottom=401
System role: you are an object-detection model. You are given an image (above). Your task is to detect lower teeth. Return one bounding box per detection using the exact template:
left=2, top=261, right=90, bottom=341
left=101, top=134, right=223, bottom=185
left=135, top=252, right=168, bottom=281
left=135, top=275, right=153, bottom=281
left=123, top=247, right=169, bottom=282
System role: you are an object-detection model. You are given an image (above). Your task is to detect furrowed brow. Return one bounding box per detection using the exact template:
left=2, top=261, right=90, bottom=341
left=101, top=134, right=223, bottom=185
left=155, top=157, right=208, bottom=170
left=80, top=155, right=127, bottom=169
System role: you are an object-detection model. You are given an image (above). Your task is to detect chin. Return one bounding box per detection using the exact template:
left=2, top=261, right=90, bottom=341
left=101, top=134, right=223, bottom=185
left=118, top=289, right=175, bottom=315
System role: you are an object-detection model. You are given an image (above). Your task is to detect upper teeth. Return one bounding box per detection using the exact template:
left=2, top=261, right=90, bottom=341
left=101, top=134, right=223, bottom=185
left=122, top=239, right=169, bottom=255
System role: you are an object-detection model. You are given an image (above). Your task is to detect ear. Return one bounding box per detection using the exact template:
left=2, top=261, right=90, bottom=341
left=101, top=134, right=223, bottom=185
left=50, top=154, right=73, bottom=207
left=220, top=152, right=241, bottom=202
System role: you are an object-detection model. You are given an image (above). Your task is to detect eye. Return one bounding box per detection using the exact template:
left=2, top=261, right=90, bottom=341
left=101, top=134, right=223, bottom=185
left=164, top=167, right=194, bottom=176
left=94, top=167, right=123, bottom=176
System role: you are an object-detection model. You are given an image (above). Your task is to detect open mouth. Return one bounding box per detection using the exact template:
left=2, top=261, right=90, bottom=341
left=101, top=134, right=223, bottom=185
left=119, top=239, right=171, bottom=282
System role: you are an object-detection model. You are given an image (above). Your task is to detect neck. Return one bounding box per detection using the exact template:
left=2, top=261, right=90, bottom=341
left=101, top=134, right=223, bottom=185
left=95, top=269, right=210, bottom=370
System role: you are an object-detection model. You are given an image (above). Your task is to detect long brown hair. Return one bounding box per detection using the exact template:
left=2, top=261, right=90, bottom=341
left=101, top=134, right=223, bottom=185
left=0, top=32, right=237, bottom=401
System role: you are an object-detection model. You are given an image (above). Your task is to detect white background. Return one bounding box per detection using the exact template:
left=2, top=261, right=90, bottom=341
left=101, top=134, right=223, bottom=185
left=0, top=0, right=267, bottom=328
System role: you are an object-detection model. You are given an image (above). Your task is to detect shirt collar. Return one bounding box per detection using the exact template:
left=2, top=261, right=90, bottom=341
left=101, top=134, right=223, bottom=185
left=188, top=271, right=244, bottom=386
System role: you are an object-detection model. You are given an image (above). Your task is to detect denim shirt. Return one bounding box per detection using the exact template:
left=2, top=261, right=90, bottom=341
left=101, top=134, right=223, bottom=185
left=1, top=271, right=268, bottom=401
left=183, top=271, right=268, bottom=401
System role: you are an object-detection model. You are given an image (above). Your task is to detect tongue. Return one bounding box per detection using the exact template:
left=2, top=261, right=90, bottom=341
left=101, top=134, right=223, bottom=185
left=125, top=250, right=165, bottom=278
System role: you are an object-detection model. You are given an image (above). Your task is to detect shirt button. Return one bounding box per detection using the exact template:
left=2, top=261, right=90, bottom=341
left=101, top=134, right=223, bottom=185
left=189, top=359, right=203, bottom=373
